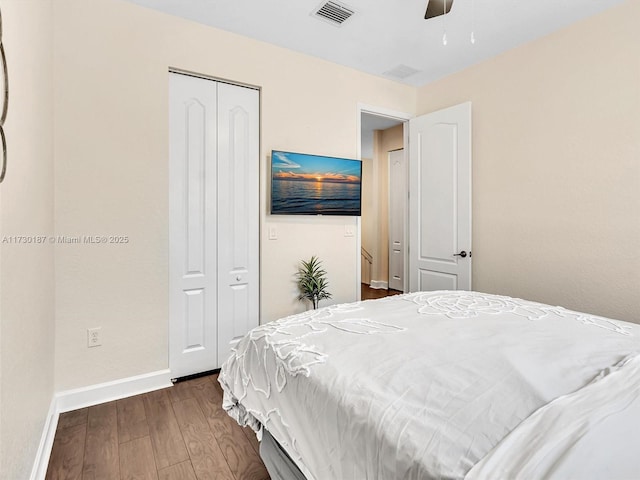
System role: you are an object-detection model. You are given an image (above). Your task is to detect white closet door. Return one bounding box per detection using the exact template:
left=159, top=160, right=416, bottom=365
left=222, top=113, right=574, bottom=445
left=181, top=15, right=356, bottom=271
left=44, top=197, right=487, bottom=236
left=169, top=73, right=218, bottom=378
left=170, top=74, right=260, bottom=378
left=216, top=83, right=260, bottom=363
left=388, top=149, right=406, bottom=292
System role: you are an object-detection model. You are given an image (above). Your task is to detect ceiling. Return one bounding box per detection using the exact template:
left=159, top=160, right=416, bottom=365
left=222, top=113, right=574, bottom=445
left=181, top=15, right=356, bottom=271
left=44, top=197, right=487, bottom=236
left=361, top=114, right=402, bottom=134
left=124, top=0, right=626, bottom=87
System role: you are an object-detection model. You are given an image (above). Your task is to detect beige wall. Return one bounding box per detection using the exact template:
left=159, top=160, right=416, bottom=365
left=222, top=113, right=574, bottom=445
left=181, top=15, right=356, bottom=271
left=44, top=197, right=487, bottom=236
left=417, top=1, right=640, bottom=322
left=52, top=0, right=416, bottom=390
left=370, top=125, right=404, bottom=286
left=0, top=0, right=55, bottom=477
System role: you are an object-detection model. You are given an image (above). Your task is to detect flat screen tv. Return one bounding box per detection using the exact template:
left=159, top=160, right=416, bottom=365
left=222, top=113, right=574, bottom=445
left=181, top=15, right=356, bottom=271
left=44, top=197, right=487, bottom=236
left=270, top=150, right=362, bottom=216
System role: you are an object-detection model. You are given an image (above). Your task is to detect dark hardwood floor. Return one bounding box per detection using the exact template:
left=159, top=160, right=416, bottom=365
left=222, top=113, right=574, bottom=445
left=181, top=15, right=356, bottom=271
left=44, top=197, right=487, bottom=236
left=46, top=374, right=269, bottom=480
left=361, top=283, right=403, bottom=300
left=47, top=289, right=400, bottom=480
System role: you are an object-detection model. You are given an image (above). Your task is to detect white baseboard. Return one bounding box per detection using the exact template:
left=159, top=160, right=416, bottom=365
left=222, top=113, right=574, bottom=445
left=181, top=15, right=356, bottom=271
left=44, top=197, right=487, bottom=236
left=29, top=398, right=58, bottom=480
left=369, top=280, right=388, bottom=290
left=55, top=369, right=173, bottom=413
left=30, top=369, right=172, bottom=480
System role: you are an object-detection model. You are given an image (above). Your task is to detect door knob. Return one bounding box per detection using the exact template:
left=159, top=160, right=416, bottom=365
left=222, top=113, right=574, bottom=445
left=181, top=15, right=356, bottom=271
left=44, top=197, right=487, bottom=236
left=453, top=251, right=468, bottom=258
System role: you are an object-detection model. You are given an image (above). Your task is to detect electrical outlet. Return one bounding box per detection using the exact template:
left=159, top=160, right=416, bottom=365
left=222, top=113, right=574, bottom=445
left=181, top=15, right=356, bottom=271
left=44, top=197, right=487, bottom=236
left=87, top=327, right=102, bottom=347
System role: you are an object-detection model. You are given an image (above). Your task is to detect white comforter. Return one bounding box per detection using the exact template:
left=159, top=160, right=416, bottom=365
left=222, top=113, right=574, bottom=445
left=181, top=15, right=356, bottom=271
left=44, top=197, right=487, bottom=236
left=219, top=291, right=640, bottom=479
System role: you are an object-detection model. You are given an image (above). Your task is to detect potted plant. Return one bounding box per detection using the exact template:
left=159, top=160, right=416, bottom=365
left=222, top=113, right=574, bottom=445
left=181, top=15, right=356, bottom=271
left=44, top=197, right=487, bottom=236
left=296, top=255, right=332, bottom=310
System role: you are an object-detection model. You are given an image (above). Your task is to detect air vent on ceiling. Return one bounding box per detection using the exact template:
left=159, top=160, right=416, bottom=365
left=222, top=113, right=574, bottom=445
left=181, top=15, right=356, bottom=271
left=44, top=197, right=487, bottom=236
left=312, top=1, right=355, bottom=27
left=424, top=0, right=453, bottom=20
left=383, top=65, right=421, bottom=80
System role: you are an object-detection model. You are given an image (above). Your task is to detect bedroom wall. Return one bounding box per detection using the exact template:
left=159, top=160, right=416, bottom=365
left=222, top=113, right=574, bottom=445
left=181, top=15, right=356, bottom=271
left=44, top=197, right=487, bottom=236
left=52, top=0, right=416, bottom=390
left=417, top=1, right=640, bottom=322
left=0, top=0, right=55, bottom=477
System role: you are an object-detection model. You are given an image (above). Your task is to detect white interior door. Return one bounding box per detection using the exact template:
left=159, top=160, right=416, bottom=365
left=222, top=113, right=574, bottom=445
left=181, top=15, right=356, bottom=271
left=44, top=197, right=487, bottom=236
left=408, top=102, right=472, bottom=292
left=169, top=73, right=218, bottom=378
left=169, top=73, right=260, bottom=379
left=216, top=82, right=260, bottom=363
left=388, top=149, right=406, bottom=291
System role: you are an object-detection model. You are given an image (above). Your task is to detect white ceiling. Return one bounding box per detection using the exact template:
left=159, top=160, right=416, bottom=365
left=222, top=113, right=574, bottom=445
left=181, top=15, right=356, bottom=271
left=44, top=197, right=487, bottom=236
left=125, top=0, right=625, bottom=87
left=361, top=114, right=402, bottom=134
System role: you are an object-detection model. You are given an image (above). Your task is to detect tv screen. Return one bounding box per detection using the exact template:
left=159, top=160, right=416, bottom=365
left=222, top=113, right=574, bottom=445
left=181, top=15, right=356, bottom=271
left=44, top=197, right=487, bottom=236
left=270, top=150, right=362, bottom=216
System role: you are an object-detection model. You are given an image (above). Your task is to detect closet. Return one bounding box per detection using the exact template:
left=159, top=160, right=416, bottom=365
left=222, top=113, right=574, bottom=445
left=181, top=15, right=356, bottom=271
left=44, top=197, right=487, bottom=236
left=169, top=71, right=259, bottom=379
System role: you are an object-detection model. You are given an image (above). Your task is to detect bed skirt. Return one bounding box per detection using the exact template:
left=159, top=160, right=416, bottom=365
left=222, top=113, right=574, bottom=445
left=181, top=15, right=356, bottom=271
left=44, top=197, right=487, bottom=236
left=260, top=428, right=307, bottom=480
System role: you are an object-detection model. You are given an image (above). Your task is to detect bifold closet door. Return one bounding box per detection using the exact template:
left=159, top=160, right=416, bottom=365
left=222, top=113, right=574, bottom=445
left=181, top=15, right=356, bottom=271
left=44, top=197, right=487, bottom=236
left=216, top=82, right=260, bottom=363
left=169, top=73, right=259, bottom=379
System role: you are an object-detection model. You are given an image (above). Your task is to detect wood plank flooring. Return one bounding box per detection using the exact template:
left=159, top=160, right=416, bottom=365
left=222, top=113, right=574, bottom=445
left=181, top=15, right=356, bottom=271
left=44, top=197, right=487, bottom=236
left=361, top=283, right=403, bottom=300
left=46, top=374, right=269, bottom=480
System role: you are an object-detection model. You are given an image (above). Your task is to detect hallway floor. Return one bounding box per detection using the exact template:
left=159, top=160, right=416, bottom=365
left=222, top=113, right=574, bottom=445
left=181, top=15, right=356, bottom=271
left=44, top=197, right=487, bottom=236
left=361, top=283, right=403, bottom=300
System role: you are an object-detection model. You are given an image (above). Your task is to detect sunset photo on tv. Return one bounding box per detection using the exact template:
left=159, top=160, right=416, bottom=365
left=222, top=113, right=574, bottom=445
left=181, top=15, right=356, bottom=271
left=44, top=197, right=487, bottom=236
left=270, top=150, right=362, bottom=216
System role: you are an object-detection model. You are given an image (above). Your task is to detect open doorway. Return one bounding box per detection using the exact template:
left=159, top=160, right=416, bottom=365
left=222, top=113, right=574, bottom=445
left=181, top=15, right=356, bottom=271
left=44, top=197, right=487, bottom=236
left=360, top=111, right=409, bottom=299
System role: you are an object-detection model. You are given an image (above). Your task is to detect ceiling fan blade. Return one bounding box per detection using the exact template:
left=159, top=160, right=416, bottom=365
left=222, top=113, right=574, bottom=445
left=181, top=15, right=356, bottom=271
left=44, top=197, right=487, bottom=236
left=425, top=0, right=453, bottom=19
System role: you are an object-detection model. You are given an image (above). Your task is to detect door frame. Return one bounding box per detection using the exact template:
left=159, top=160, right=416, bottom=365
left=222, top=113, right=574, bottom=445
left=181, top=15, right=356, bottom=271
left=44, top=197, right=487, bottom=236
left=356, top=104, right=412, bottom=300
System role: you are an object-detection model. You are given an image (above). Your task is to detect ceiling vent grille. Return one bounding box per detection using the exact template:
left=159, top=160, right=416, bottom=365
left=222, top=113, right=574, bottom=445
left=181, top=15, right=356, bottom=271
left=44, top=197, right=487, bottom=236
left=383, top=65, right=421, bottom=80
left=313, top=1, right=355, bottom=27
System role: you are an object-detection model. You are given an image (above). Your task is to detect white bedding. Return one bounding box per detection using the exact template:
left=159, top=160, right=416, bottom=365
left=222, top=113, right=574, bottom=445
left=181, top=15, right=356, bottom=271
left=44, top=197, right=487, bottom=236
left=219, top=291, right=640, bottom=479
left=466, top=353, right=640, bottom=479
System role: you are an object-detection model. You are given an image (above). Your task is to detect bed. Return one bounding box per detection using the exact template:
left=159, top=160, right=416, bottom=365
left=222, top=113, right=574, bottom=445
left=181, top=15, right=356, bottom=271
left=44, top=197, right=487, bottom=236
left=219, top=290, right=640, bottom=479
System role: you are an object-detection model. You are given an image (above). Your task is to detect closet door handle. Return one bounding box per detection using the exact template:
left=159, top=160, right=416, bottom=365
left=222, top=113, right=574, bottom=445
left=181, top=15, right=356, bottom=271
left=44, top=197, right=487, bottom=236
left=453, top=251, right=468, bottom=258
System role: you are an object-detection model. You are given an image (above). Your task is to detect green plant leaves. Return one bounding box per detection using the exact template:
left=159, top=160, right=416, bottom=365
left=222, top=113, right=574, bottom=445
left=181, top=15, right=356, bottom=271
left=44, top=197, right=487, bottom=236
left=296, top=255, right=332, bottom=309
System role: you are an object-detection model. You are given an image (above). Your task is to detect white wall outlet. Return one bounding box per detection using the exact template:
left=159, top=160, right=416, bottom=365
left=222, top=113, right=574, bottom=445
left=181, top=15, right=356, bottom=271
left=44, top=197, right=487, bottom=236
left=268, top=226, right=278, bottom=240
left=87, top=327, right=102, bottom=347
left=344, top=225, right=354, bottom=237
